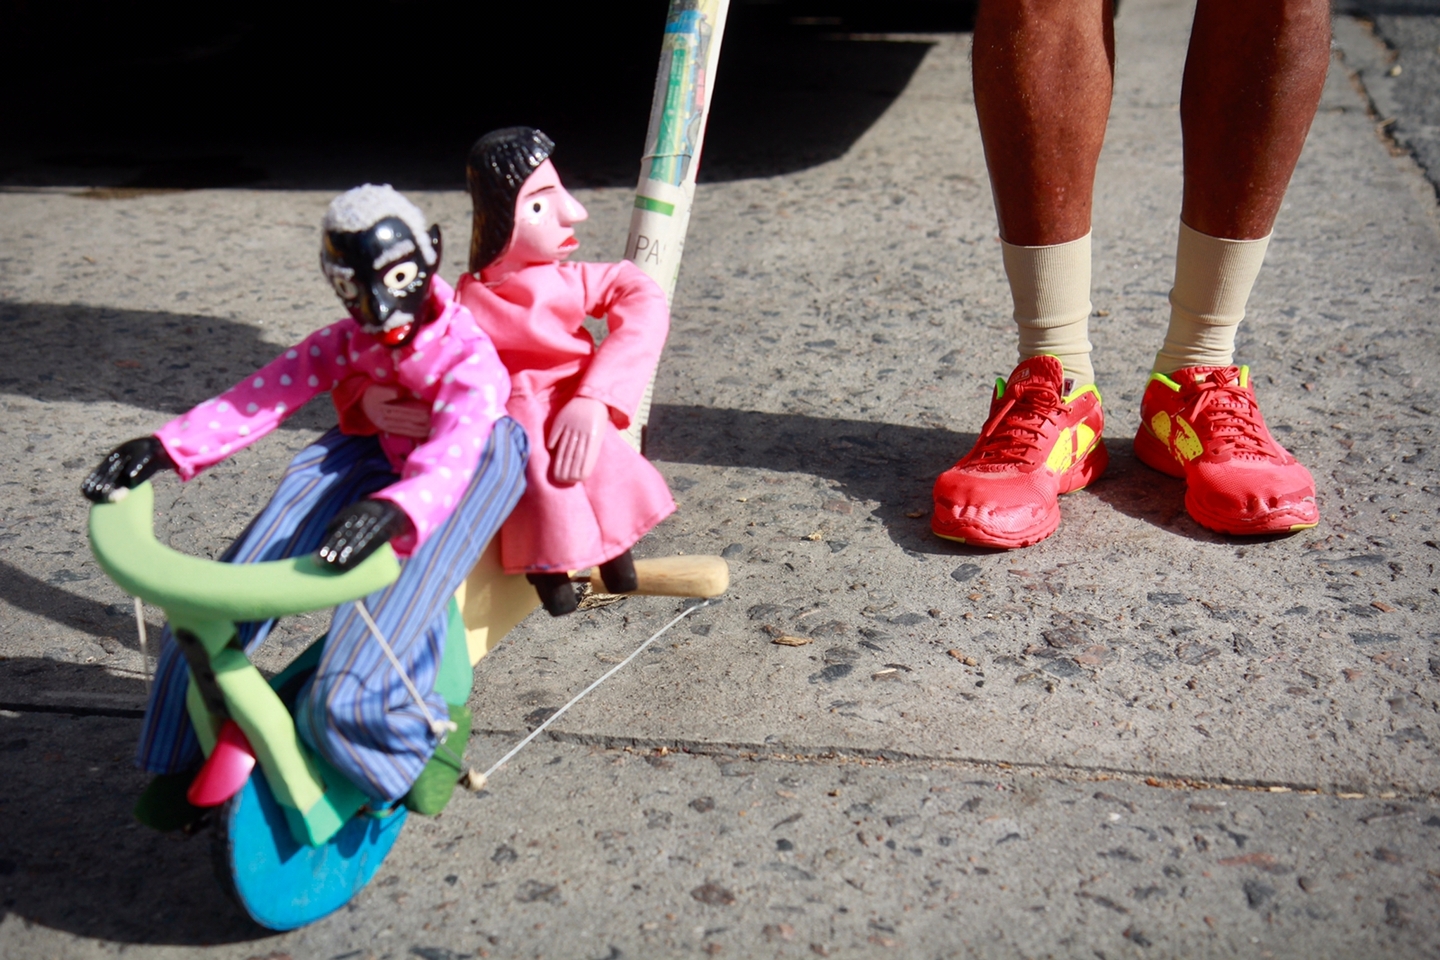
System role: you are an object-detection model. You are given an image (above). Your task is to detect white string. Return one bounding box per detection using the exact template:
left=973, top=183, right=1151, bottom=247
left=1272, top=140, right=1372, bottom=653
left=479, top=598, right=718, bottom=784
left=355, top=599, right=457, bottom=740
left=133, top=596, right=151, bottom=696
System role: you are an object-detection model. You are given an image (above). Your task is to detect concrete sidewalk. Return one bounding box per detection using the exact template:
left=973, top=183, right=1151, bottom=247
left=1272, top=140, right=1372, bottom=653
left=2, top=0, right=1439, bottom=956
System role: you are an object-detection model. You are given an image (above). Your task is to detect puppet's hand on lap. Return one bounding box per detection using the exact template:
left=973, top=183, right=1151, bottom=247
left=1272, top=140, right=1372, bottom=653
left=317, top=500, right=411, bottom=570
left=82, top=437, right=174, bottom=503
left=547, top=396, right=608, bottom=484
left=361, top=383, right=432, bottom=439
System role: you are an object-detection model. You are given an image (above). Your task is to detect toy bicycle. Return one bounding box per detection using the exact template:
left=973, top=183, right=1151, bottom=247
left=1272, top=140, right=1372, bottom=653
left=88, top=480, right=725, bottom=929
left=90, top=480, right=417, bottom=929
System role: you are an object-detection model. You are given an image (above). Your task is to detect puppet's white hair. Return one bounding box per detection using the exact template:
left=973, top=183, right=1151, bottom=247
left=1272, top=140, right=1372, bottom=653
left=323, top=184, right=437, bottom=265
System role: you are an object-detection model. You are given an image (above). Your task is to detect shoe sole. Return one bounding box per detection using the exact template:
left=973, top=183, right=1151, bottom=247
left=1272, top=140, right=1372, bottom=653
left=931, top=442, right=1110, bottom=549
left=1134, top=426, right=1320, bottom=535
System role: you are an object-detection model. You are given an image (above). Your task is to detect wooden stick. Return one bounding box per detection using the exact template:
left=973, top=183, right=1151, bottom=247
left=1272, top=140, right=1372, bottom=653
left=579, top=555, right=729, bottom=598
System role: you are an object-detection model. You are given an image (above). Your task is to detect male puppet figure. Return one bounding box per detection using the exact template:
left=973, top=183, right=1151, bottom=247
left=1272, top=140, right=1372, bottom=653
left=83, top=185, right=527, bottom=820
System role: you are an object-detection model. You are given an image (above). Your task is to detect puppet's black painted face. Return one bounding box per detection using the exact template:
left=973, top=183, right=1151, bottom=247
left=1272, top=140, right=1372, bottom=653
left=321, top=217, right=442, bottom=346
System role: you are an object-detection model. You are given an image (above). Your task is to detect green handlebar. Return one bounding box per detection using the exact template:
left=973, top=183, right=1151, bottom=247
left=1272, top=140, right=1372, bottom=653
left=88, top=482, right=401, bottom=624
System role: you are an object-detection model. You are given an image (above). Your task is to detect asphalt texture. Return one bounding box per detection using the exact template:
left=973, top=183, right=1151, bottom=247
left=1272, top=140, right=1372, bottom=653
left=2, top=1, right=1440, bottom=957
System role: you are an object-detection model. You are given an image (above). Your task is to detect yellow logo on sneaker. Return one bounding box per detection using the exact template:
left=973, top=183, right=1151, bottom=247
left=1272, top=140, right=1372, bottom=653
left=1172, top=416, right=1203, bottom=461
left=1150, top=411, right=1172, bottom=444
left=1046, top=423, right=1098, bottom=473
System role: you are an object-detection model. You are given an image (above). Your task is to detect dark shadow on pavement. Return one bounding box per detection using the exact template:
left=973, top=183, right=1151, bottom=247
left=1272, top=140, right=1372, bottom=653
left=0, top=688, right=268, bottom=944
left=1083, top=439, right=1231, bottom=543
left=0, top=2, right=970, bottom=190
left=649, top=402, right=973, bottom=554
left=0, top=301, right=339, bottom=433
left=0, top=560, right=161, bottom=653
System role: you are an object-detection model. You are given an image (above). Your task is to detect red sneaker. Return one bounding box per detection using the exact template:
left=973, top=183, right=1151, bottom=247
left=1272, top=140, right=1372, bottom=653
left=1134, top=365, right=1318, bottom=535
left=932, top=355, right=1108, bottom=549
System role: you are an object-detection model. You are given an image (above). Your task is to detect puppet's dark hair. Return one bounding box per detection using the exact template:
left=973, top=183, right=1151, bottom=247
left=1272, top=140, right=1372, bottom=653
left=467, top=127, right=555, bottom=273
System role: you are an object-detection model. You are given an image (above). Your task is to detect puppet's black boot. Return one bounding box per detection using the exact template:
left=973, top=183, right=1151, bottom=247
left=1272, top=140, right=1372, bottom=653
left=527, top=572, right=578, bottom=616
left=598, top=551, right=638, bottom=594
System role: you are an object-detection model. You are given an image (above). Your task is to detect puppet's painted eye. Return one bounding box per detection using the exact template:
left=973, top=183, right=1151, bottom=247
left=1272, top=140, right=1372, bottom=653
left=383, top=262, right=419, bottom=291
left=524, top=196, right=549, bottom=223
left=331, top=275, right=359, bottom=299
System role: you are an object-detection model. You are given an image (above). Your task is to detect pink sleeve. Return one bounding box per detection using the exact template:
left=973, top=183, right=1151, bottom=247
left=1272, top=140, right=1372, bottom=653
left=155, top=323, right=357, bottom=479
left=369, top=328, right=512, bottom=554
left=573, top=261, right=670, bottom=429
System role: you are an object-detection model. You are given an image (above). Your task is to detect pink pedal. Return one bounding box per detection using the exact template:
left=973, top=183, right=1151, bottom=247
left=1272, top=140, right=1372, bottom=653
left=187, top=720, right=257, bottom=807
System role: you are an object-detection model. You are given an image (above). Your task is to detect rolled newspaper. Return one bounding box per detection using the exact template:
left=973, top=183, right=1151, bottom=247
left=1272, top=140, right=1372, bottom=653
left=622, top=0, right=731, bottom=450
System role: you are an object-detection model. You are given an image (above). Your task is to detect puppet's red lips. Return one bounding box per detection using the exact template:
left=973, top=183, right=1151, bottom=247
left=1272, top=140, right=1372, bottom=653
left=559, top=236, right=580, bottom=251
left=381, top=322, right=413, bottom=346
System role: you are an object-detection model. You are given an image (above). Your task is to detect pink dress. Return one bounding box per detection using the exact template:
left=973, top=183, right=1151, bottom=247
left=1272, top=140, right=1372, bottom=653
left=154, top=279, right=511, bottom=557
left=453, top=261, right=675, bottom=574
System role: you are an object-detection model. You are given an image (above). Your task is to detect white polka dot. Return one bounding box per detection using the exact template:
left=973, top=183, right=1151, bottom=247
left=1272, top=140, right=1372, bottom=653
left=483, top=385, right=496, bottom=404
left=419, top=490, right=433, bottom=503
left=425, top=374, right=437, bottom=385
left=433, top=400, right=444, bottom=412
left=308, top=375, right=320, bottom=387
left=237, top=425, right=250, bottom=436
left=442, top=495, right=453, bottom=509
left=438, top=466, right=452, bottom=479
left=310, top=345, right=322, bottom=357
left=350, top=351, right=359, bottom=361
left=252, top=377, right=265, bottom=389
left=199, top=445, right=209, bottom=454
left=375, top=367, right=387, bottom=378
left=180, top=419, right=190, bottom=429
left=332, top=379, right=340, bottom=388
left=286, top=349, right=298, bottom=360
left=412, top=350, right=424, bottom=361
left=447, top=445, right=462, bottom=458
left=442, top=372, right=455, bottom=385
left=209, top=421, right=221, bottom=430
left=444, top=403, right=456, bottom=413
left=460, top=415, right=472, bottom=425
left=217, top=401, right=229, bottom=412
left=279, top=374, right=291, bottom=386
left=466, top=355, right=479, bottom=364
left=394, top=491, right=405, bottom=500
left=220, top=443, right=231, bottom=454
left=246, top=403, right=258, bottom=414
left=335, top=355, right=346, bottom=366
left=320, top=327, right=332, bottom=337
left=275, top=402, right=287, bottom=414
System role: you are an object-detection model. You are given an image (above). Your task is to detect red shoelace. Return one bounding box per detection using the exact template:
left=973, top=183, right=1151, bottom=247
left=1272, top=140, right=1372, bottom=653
left=971, top=385, right=1069, bottom=466
left=1177, top=369, right=1271, bottom=460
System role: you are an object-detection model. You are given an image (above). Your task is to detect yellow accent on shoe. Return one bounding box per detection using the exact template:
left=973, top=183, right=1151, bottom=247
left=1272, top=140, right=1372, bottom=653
left=1151, top=410, right=1173, bottom=445
left=1173, top=416, right=1204, bottom=461
left=1045, top=427, right=1073, bottom=472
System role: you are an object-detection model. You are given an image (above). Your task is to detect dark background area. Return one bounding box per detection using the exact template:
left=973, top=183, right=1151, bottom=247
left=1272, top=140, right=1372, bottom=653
left=0, top=0, right=975, bottom=191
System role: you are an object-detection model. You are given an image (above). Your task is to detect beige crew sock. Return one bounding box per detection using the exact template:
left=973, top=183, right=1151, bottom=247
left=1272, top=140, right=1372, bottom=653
left=1001, top=232, right=1094, bottom=390
left=1153, top=222, right=1271, bottom=374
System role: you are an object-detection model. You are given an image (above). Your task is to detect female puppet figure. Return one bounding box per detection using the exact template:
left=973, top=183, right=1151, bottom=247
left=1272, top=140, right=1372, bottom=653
left=352, top=128, right=674, bottom=616
left=83, top=185, right=527, bottom=819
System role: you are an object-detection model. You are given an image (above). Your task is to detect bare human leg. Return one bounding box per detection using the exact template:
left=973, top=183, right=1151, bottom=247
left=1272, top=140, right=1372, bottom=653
left=930, top=0, right=1114, bottom=550
left=1136, top=0, right=1328, bottom=536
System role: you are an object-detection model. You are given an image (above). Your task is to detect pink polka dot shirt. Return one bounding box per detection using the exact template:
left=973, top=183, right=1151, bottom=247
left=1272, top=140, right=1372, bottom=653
left=154, top=278, right=511, bottom=556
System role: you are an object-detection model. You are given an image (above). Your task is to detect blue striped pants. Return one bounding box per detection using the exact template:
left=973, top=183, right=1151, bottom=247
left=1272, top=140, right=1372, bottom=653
left=135, top=419, right=528, bottom=802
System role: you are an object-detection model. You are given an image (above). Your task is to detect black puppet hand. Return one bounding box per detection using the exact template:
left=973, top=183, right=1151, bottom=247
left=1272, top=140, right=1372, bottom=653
left=82, top=437, right=175, bottom=503
left=316, top=500, right=411, bottom=571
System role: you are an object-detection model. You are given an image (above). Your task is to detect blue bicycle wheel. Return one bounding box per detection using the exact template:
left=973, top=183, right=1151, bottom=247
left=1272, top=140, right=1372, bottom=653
left=213, top=771, right=407, bottom=930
